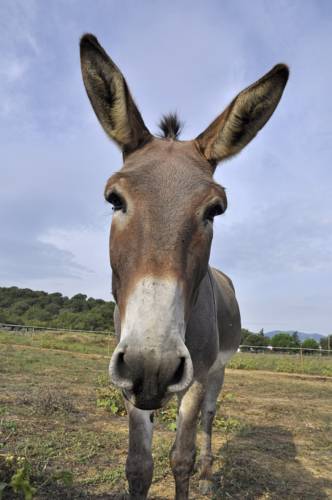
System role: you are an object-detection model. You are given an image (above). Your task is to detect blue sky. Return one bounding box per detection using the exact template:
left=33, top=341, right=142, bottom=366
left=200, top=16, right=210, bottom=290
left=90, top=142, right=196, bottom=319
left=0, top=0, right=331, bottom=334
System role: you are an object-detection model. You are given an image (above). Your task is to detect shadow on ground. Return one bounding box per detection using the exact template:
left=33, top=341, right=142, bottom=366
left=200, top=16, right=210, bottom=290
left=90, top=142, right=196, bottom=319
left=212, top=424, right=332, bottom=499
left=2, top=424, right=330, bottom=499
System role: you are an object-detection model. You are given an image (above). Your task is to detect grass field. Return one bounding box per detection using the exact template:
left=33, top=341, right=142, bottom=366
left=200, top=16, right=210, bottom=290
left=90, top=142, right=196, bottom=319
left=0, top=330, right=116, bottom=357
left=228, top=351, right=332, bottom=376
left=1, top=330, right=332, bottom=376
left=0, top=331, right=331, bottom=499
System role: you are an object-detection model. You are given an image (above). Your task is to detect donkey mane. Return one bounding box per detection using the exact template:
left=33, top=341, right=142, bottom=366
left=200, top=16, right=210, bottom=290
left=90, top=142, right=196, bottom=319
left=158, top=113, right=183, bottom=140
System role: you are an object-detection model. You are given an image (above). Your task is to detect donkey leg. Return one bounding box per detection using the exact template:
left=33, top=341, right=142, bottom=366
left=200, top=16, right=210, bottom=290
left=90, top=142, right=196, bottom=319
left=125, top=400, right=154, bottom=499
left=198, top=365, right=225, bottom=494
left=170, top=381, right=205, bottom=500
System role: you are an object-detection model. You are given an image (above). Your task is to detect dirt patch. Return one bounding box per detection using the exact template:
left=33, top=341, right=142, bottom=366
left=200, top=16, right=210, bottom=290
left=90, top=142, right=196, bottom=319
left=17, top=386, right=78, bottom=417
left=0, top=342, right=331, bottom=499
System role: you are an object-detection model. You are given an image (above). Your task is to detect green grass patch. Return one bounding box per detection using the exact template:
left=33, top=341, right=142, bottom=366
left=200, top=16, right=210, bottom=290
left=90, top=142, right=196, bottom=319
left=0, top=454, right=36, bottom=500
left=0, top=330, right=116, bottom=356
left=0, top=332, right=331, bottom=498
left=95, top=374, right=179, bottom=430
left=228, top=352, right=332, bottom=376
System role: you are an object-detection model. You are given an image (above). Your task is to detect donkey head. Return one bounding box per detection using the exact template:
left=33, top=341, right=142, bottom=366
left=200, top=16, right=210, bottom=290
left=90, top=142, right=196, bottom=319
left=80, top=34, right=288, bottom=410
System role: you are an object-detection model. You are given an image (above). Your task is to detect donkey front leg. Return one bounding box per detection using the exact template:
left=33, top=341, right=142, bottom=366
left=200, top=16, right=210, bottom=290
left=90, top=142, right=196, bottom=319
left=125, top=400, right=154, bottom=499
left=198, top=365, right=225, bottom=494
left=170, top=381, right=205, bottom=500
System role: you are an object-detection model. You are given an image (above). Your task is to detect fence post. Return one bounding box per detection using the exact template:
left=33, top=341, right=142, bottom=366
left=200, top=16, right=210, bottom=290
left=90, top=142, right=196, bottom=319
left=299, top=347, right=304, bottom=373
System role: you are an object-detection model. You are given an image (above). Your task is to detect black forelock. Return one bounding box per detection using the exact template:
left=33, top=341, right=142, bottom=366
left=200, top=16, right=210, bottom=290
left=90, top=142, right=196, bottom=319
left=158, top=113, right=183, bottom=140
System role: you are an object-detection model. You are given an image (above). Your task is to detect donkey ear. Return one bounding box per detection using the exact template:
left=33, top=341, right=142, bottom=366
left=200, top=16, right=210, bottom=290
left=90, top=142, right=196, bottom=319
left=80, top=34, right=151, bottom=155
left=195, top=64, right=289, bottom=165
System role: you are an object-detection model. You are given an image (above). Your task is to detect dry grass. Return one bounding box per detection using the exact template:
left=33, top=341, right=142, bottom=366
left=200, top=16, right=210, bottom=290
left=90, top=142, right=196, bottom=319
left=228, top=351, right=332, bottom=376
left=0, top=333, right=331, bottom=499
left=17, top=386, right=78, bottom=416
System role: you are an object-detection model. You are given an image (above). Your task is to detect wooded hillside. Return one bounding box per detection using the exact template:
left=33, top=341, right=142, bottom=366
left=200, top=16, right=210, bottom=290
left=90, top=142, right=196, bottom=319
left=0, top=287, right=115, bottom=331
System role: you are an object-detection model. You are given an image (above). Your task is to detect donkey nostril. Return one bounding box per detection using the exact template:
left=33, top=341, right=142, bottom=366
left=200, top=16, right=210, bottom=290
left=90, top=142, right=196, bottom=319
left=116, top=351, right=130, bottom=378
left=118, top=351, right=125, bottom=366
left=167, top=353, right=193, bottom=393
left=169, top=357, right=186, bottom=386
left=109, top=347, right=133, bottom=390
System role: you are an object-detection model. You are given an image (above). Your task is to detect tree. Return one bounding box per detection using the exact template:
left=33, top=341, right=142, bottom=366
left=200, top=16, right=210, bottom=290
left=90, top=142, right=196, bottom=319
left=271, top=333, right=300, bottom=353
left=301, top=338, right=319, bottom=354
left=292, top=331, right=300, bottom=344
left=67, top=294, right=88, bottom=313
left=0, top=286, right=115, bottom=332
left=0, top=309, right=8, bottom=323
left=320, top=335, right=332, bottom=354
left=241, top=333, right=269, bottom=352
left=240, top=329, right=253, bottom=344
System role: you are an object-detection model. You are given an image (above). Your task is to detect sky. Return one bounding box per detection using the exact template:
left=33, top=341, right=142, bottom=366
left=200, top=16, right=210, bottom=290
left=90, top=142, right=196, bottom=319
left=0, top=0, right=331, bottom=334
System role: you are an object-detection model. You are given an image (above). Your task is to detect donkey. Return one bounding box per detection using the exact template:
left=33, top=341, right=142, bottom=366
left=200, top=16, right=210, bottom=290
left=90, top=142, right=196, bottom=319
left=80, top=34, right=288, bottom=499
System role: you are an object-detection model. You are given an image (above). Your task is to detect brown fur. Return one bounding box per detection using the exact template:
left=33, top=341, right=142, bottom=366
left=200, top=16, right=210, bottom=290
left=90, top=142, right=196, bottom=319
left=196, top=64, right=289, bottom=165
left=80, top=34, right=151, bottom=155
left=104, top=139, right=226, bottom=320
left=80, top=33, right=289, bottom=499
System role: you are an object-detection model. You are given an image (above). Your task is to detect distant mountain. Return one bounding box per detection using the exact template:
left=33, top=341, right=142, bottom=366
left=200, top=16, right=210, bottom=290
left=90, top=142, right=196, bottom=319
left=265, top=330, right=325, bottom=342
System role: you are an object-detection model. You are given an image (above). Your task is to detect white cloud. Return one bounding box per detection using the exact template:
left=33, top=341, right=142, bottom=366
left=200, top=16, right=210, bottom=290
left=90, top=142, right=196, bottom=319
left=0, top=59, right=29, bottom=83
left=0, top=0, right=331, bottom=333
left=39, top=225, right=111, bottom=299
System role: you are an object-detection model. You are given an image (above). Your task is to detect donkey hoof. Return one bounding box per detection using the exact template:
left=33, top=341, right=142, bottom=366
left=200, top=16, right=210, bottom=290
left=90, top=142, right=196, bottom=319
left=199, top=479, right=214, bottom=495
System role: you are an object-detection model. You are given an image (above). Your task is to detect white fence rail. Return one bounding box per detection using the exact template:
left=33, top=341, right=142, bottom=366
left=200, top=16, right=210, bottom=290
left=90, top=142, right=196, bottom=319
left=1, top=323, right=331, bottom=355
left=0, top=322, right=112, bottom=336
left=238, top=345, right=331, bottom=354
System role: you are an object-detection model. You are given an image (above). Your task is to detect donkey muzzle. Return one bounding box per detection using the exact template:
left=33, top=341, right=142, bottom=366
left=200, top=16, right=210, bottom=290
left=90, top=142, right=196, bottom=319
left=109, top=341, right=193, bottom=409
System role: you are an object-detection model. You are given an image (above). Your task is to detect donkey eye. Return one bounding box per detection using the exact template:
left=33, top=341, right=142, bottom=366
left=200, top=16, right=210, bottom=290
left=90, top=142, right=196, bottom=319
left=107, top=191, right=126, bottom=212
left=204, top=203, right=224, bottom=222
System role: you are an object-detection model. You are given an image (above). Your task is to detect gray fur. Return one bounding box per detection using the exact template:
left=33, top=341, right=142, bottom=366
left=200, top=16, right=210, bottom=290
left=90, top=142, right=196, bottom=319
left=113, top=268, right=241, bottom=497
left=80, top=33, right=288, bottom=499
